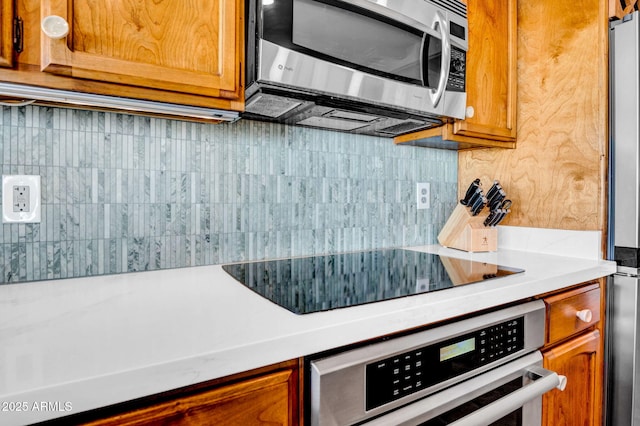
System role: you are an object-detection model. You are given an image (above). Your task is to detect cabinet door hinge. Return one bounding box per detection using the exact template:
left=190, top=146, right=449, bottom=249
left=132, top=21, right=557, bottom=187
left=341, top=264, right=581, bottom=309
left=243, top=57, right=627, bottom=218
left=13, top=16, right=23, bottom=54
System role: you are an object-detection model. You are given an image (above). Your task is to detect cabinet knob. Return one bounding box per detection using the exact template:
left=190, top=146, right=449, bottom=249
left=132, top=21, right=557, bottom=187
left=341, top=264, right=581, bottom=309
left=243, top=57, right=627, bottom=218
left=41, top=15, right=69, bottom=40
left=465, top=106, right=475, bottom=118
left=576, top=309, right=593, bottom=323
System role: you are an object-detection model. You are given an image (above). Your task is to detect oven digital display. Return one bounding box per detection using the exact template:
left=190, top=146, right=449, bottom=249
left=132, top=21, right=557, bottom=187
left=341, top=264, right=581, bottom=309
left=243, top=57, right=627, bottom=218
left=439, top=337, right=476, bottom=362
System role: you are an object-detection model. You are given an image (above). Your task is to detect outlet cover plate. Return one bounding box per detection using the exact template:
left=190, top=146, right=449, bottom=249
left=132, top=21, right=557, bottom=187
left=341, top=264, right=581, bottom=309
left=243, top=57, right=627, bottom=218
left=2, top=175, right=41, bottom=223
left=416, top=182, right=430, bottom=210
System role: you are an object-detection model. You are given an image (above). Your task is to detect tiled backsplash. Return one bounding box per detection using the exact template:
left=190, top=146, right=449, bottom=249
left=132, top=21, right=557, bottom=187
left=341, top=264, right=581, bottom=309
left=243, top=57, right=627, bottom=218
left=0, top=106, right=457, bottom=284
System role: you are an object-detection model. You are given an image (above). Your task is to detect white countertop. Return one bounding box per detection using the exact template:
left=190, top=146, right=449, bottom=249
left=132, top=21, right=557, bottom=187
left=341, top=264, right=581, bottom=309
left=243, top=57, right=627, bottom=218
left=0, top=228, right=616, bottom=425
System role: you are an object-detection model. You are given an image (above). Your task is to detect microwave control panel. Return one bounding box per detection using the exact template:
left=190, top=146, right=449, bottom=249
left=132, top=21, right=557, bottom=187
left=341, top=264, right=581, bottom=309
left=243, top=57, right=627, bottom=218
left=365, top=316, right=524, bottom=411
left=447, top=47, right=466, bottom=92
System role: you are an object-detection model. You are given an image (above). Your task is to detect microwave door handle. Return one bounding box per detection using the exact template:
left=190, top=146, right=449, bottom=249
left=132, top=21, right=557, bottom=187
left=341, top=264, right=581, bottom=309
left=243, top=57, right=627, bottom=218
left=428, top=11, right=451, bottom=107
left=448, top=367, right=567, bottom=426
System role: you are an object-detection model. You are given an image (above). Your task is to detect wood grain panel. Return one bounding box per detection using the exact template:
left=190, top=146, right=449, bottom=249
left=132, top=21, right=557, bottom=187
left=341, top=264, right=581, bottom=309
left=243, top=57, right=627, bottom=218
left=544, top=283, right=600, bottom=345
left=0, top=0, right=13, bottom=67
left=14, top=0, right=40, bottom=66
left=1, top=0, right=244, bottom=112
left=86, top=369, right=297, bottom=425
left=453, top=0, right=516, bottom=140
left=458, top=0, right=608, bottom=231
left=542, top=330, right=602, bottom=426
left=40, top=0, right=240, bottom=97
left=70, top=0, right=222, bottom=75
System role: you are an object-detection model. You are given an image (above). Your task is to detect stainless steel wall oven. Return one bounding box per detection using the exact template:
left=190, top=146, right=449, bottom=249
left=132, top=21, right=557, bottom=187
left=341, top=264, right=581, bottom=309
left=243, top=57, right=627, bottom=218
left=308, top=300, right=566, bottom=425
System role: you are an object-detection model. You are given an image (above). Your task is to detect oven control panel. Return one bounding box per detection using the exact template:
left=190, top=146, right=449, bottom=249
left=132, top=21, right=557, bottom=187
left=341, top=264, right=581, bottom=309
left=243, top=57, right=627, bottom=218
left=365, top=316, right=525, bottom=411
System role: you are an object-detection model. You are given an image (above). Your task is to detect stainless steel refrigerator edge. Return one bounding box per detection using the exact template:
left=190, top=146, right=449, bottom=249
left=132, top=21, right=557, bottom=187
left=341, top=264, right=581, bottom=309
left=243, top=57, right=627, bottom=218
left=609, top=11, right=640, bottom=426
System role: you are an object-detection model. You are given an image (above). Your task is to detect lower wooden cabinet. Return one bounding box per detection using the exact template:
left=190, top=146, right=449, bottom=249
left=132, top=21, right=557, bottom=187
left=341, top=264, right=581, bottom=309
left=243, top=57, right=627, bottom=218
left=83, top=361, right=300, bottom=426
left=542, top=330, right=602, bottom=426
left=541, top=281, right=604, bottom=426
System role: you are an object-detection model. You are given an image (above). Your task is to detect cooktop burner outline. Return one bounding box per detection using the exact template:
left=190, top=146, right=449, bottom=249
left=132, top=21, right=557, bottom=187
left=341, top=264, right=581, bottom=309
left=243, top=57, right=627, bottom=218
left=222, top=249, right=524, bottom=314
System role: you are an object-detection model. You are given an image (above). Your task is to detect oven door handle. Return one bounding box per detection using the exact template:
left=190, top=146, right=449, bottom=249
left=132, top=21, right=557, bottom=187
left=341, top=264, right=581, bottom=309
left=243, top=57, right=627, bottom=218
left=449, top=366, right=567, bottom=426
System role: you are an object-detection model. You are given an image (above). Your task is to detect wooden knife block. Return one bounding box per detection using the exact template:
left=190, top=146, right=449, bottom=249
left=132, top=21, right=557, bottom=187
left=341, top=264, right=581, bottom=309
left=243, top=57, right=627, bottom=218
left=438, top=204, right=498, bottom=252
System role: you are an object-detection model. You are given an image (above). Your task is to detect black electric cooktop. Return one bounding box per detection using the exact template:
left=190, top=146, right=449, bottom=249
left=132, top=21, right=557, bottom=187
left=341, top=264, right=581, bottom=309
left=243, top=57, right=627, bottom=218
left=222, top=249, right=524, bottom=315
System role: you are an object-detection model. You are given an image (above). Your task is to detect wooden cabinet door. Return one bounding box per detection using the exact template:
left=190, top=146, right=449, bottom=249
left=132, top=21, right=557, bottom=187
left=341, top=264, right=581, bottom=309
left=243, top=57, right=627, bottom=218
left=452, top=0, right=517, bottom=141
left=542, top=330, right=602, bottom=426
left=87, top=368, right=298, bottom=425
left=0, top=0, right=13, bottom=67
left=40, top=0, right=242, bottom=101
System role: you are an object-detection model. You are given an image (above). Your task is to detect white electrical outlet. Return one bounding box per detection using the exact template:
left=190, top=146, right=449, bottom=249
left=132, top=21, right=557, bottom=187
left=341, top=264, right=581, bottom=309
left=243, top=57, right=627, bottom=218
left=2, top=175, right=41, bottom=223
left=416, top=278, right=430, bottom=292
left=416, top=182, right=430, bottom=210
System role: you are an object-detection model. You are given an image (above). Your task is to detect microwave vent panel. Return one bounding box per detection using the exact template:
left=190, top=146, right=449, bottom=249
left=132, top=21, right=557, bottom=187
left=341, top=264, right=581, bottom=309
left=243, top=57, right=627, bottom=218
left=378, top=120, right=431, bottom=136
left=324, top=110, right=379, bottom=123
left=245, top=93, right=303, bottom=118
left=297, top=116, right=369, bottom=131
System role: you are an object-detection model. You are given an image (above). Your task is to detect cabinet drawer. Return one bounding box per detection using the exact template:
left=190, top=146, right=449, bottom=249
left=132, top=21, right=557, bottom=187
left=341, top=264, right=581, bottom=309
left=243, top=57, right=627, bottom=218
left=544, top=283, right=600, bottom=345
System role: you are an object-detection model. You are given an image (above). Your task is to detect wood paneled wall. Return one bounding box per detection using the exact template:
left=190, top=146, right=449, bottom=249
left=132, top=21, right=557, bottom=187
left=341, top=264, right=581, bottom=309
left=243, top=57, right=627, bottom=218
left=458, top=0, right=608, bottom=231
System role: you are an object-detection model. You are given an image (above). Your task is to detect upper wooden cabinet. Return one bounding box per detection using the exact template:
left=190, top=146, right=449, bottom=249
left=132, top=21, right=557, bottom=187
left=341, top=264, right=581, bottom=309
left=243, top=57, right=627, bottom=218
left=395, top=0, right=517, bottom=149
left=0, top=0, right=13, bottom=68
left=40, top=0, right=240, bottom=99
left=0, top=0, right=244, bottom=113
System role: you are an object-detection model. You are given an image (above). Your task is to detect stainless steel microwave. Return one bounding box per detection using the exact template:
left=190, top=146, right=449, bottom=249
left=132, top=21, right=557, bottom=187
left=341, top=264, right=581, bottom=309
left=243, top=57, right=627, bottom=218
left=244, top=0, right=468, bottom=138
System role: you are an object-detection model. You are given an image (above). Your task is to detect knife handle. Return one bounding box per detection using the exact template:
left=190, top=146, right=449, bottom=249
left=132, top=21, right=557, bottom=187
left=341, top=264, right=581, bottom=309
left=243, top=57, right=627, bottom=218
left=488, top=189, right=507, bottom=211
left=486, top=180, right=501, bottom=200
left=466, top=188, right=482, bottom=208
left=461, top=179, right=481, bottom=206
left=494, top=209, right=511, bottom=226
left=484, top=210, right=497, bottom=226
left=470, top=196, right=487, bottom=216
left=486, top=210, right=500, bottom=227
